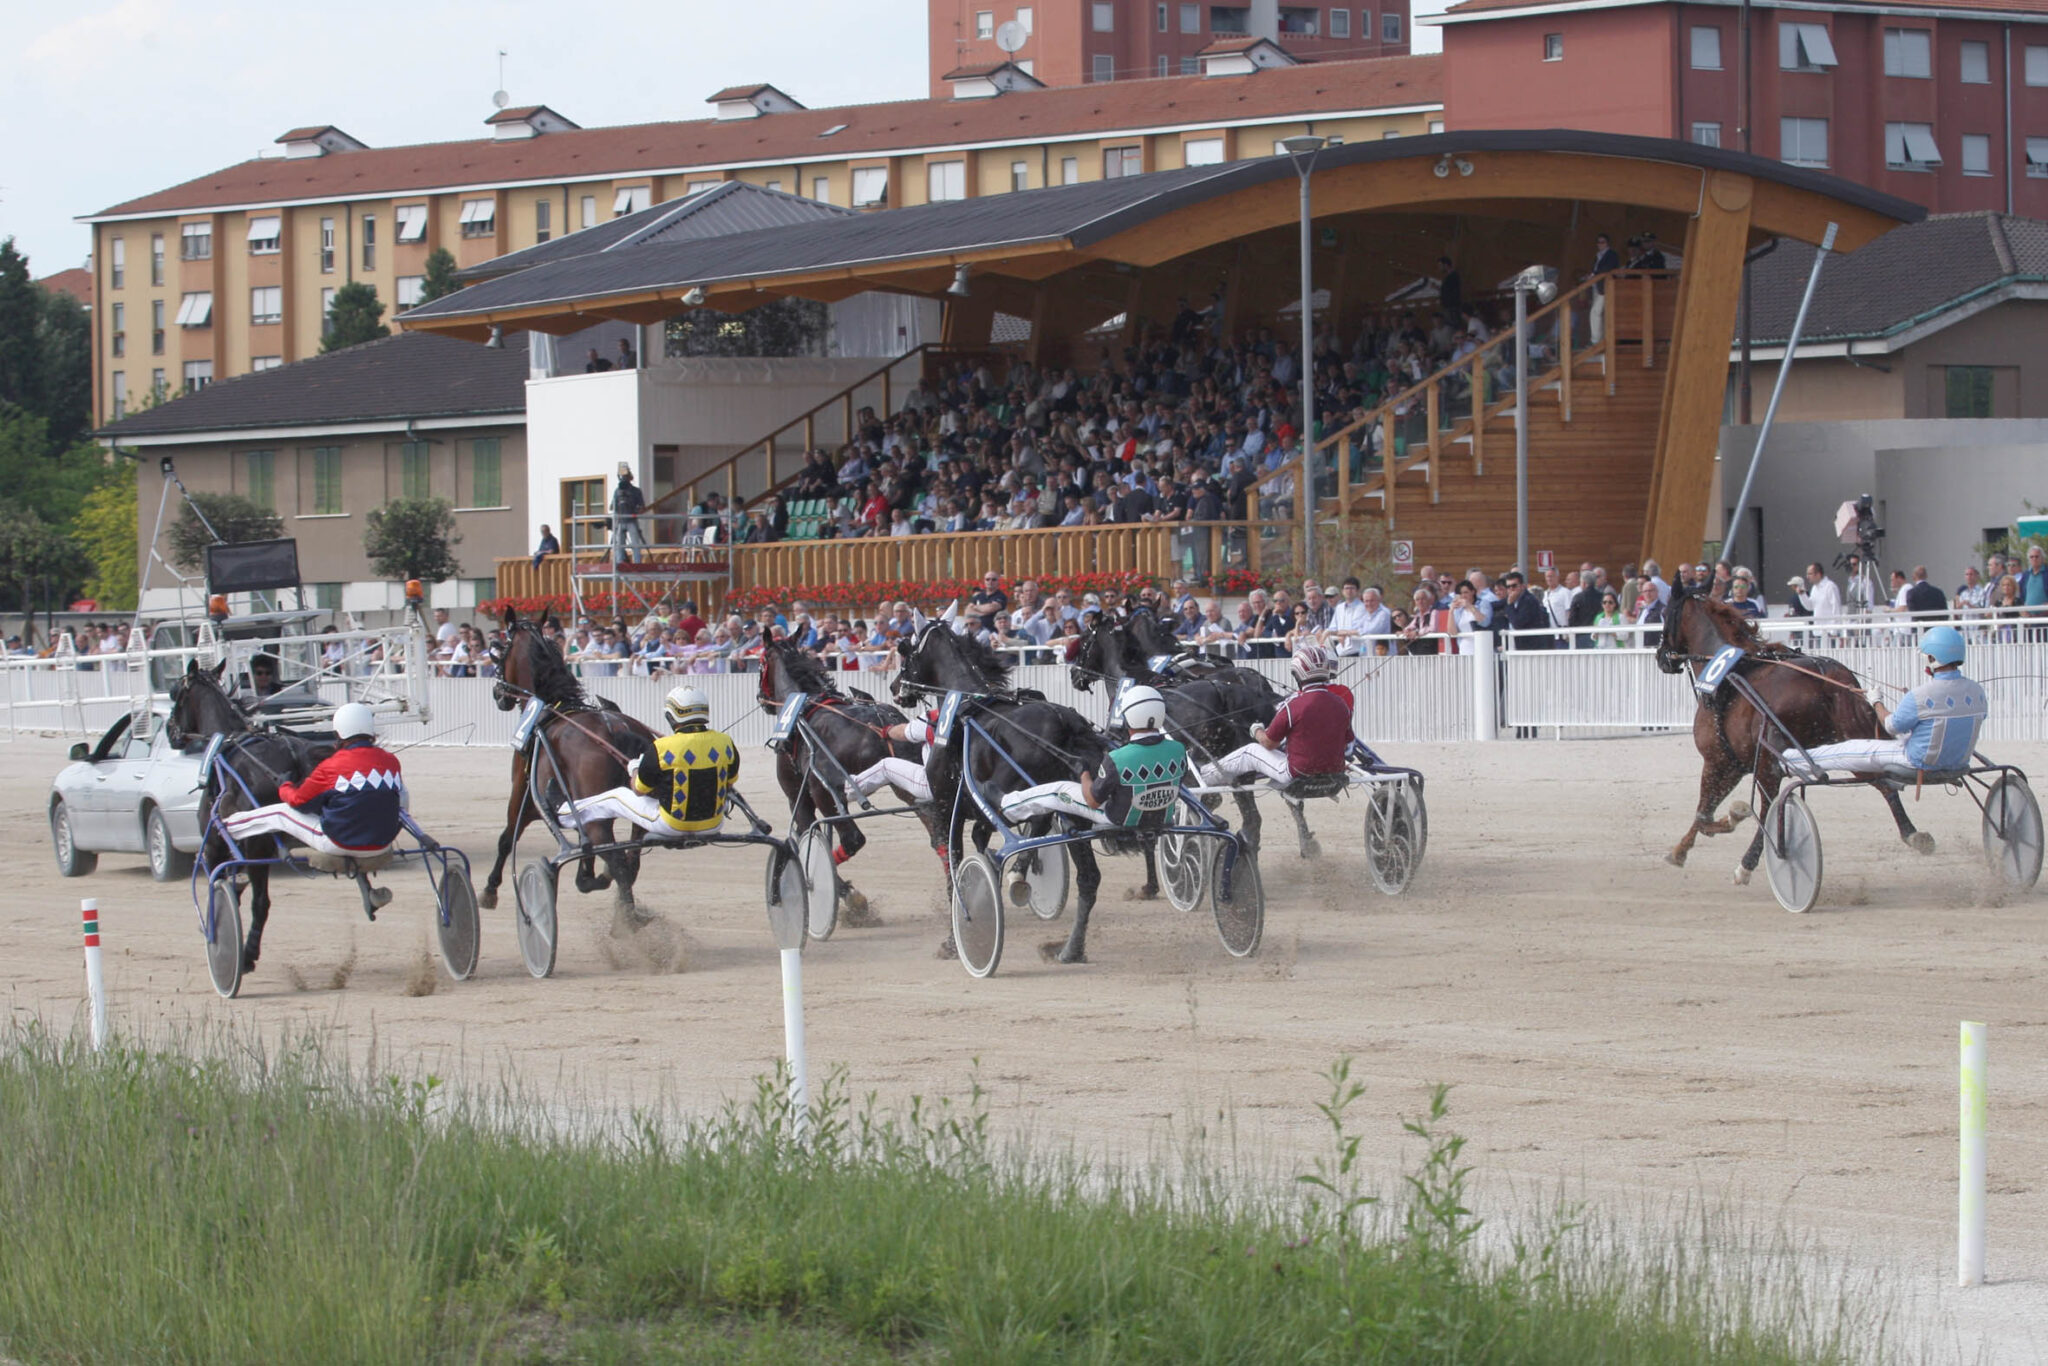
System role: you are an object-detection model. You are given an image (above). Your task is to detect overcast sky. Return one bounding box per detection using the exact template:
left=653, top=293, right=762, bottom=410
left=1, top=0, right=1448, bottom=277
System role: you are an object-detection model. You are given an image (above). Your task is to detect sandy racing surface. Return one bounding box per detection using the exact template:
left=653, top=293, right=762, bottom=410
left=6, top=731, right=2045, bottom=1359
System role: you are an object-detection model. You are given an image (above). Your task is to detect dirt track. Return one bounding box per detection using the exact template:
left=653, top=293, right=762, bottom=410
left=6, top=732, right=2045, bottom=1358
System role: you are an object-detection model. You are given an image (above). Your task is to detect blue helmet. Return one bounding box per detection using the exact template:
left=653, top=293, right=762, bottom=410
left=1919, top=625, right=1966, bottom=668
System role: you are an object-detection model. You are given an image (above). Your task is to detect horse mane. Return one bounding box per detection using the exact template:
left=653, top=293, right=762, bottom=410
left=515, top=623, right=589, bottom=707
left=1682, top=587, right=1798, bottom=657
left=940, top=626, right=1014, bottom=688
left=771, top=638, right=841, bottom=696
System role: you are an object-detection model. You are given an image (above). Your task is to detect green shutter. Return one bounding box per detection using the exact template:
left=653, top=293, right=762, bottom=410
left=401, top=441, right=431, bottom=500
left=471, top=437, right=502, bottom=507
left=312, top=446, right=343, bottom=515
left=244, top=450, right=275, bottom=509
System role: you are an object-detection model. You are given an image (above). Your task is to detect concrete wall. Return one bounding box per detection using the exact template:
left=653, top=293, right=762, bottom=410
left=1743, top=299, right=2048, bottom=423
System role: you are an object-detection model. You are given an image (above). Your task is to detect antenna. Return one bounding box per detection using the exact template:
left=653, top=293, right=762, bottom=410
left=493, top=49, right=509, bottom=108
left=492, top=90, right=510, bottom=109
left=995, top=20, right=1026, bottom=53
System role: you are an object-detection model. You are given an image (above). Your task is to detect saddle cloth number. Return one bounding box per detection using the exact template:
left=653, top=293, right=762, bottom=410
left=511, top=698, right=546, bottom=750
left=1695, top=644, right=1743, bottom=697
left=935, top=691, right=965, bottom=745
left=768, top=692, right=809, bottom=751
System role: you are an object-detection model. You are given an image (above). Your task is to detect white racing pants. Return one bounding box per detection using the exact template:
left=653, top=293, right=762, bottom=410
left=1783, top=737, right=1909, bottom=779
left=1000, top=781, right=1112, bottom=827
left=559, top=786, right=676, bottom=836
left=1197, top=743, right=1292, bottom=789
left=848, top=757, right=932, bottom=805
left=221, top=803, right=393, bottom=860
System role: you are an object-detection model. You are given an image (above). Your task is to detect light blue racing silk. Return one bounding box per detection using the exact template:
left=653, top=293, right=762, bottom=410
left=1886, top=670, right=1986, bottom=769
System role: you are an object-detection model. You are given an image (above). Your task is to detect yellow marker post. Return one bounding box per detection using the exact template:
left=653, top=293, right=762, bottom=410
left=1959, top=1021, right=1987, bottom=1287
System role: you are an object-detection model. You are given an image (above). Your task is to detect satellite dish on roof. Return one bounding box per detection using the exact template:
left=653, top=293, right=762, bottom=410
left=491, top=89, right=510, bottom=109
left=995, top=20, right=1027, bottom=52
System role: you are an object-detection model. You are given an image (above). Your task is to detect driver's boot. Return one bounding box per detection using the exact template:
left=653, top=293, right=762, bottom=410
left=354, top=872, right=392, bottom=920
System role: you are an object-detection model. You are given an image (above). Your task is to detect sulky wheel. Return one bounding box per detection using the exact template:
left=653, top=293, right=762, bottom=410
left=797, top=825, right=839, bottom=942
left=514, top=861, right=559, bottom=979
left=1403, top=776, right=1430, bottom=869
left=1018, top=842, right=1069, bottom=921
left=764, top=843, right=809, bottom=952
left=1158, top=830, right=1207, bottom=913
left=1982, top=775, right=2043, bottom=891
left=951, top=851, right=1006, bottom=979
left=1210, top=841, right=1264, bottom=958
left=205, top=880, right=244, bottom=1000
left=436, top=860, right=481, bottom=982
left=1364, top=782, right=1421, bottom=896
left=1762, top=791, right=1823, bottom=914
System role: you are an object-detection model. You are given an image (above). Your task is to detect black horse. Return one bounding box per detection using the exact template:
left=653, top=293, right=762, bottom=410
left=484, top=610, right=654, bottom=928
left=893, top=623, right=1114, bottom=964
left=1655, top=584, right=1927, bottom=880
left=758, top=635, right=936, bottom=923
left=168, top=661, right=334, bottom=978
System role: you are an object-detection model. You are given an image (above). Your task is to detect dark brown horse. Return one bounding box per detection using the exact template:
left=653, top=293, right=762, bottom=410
left=1654, top=585, right=1927, bottom=879
left=482, top=610, right=655, bottom=927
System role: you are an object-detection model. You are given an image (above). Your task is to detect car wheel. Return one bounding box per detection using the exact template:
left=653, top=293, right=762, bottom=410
left=51, top=800, right=97, bottom=877
left=145, top=805, right=191, bottom=882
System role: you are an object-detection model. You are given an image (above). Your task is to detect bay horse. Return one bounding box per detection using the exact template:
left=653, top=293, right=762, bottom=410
left=894, top=623, right=1113, bottom=964
left=482, top=610, right=655, bottom=929
left=1654, top=584, right=1928, bottom=879
left=169, top=661, right=334, bottom=978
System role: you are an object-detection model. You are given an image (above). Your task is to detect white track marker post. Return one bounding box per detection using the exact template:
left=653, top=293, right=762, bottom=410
left=81, top=898, right=107, bottom=1052
left=1959, top=1020, right=1987, bottom=1287
left=1472, top=648, right=1498, bottom=742
left=781, top=947, right=810, bottom=1146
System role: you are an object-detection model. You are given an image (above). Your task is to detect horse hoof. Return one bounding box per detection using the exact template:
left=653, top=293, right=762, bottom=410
left=1908, top=831, right=1935, bottom=855
left=1123, top=885, right=1159, bottom=902
left=839, top=890, right=881, bottom=929
left=1664, top=851, right=1687, bottom=868
left=1299, top=839, right=1321, bottom=862
left=478, top=887, right=499, bottom=911
left=1732, top=865, right=1752, bottom=886
left=1041, top=940, right=1086, bottom=965
left=240, top=952, right=259, bottom=975
left=1728, top=801, right=1752, bottom=824
left=935, top=937, right=958, bottom=961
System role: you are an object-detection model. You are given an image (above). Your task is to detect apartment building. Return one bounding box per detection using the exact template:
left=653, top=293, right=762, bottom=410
left=1432, top=0, right=2048, bottom=218
left=81, top=54, right=1442, bottom=425
left=928, top=0, right=1411, bottom=92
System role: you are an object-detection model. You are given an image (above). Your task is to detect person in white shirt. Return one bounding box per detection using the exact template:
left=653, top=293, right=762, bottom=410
left=1796, top=562, right=1844, bottom=621
left=1541, top=568, right=1575, bottom=638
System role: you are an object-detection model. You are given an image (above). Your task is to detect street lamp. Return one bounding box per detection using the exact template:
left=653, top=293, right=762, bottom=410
left=1280, top=134, right=1327, bottom=580
left=1508, top=265, right=1557, bottom=576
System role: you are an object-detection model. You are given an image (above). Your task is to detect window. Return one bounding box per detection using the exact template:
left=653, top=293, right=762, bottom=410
left=1543, top=32, right=1562, bottom=60
left=174, top=292, right=213, bottom=327
left=1061, top=155, right=1080, bottom=184
left=149, top=233, right=164, bottom=286
left=1331, top=7, right=1349, bottom=37
left=1883, top=28, right=1931, bottom=78
left=1429, top=119, right=1445, bottom=133
left=1280, top=6, right=1317, bottom=35
left=1962, top=133, right=1992, bottom=176
left=308, top=446, right=344, bottom=515
left=1093, top=53, right=1114, bottom=81
left=468, top=437, right=503, bottom=507
left=765, top=179, right=783, bottom=192
left=927, top=161, right=966, bottom=201
left=150, top=368, right=165, bottom=400
left=396, top=275, right=425, bottom=308
left=535, top=198, right=551, bottom=243
left=1780, top=116, right=1829, bottom=167
left=1011, top=160, right=1029, bottom=191
left=394, top=205, right=428, bottom=243
left=687, top=179, right=722, bottom=194
left=580, top=195, right=597, bottom=228
left=2028, top=46, right=2048, bottom=86
left=853, top=166, right=889, bottom=206
left=2028, top=137, right=2048, bottom=176
left=812, top=176, right=832, bottom=203
left=1104, top=146, right=1142, bottom=177
left=1382, top=129, right=1402, bottom=139
left=976, top=8, right=993, bottom=37
left=1184, top=136, right=1225, bottom=166
left=320, top=288, right=335, bottom=329
left=110, top=238, right=125, bottom=288
left=399, top=441, right=432, bottom=501
left=1360, top=10, right=1373, bottom=39
left=151, top=299, right=164, bottom=354
left=1381, top=11, right=1400, bottom=41
left=1692, top=121, right=1722, bottom=147
left=361, top=214, right=376, bottom=269
left=242, top=450, right=276, bottom=510
left=1157, top=54, right=1170, bottom=76
left=1691, top=26, right=1721, bottom=70
left=250, top=356, right=282, bottom=372
left=1211, top=6, right=1248, bottom=35
left=1960, top=40, right=1990, bottom=84
left=307, top=582, right=342, bottom=611
left=1945, top=366, right=1995, bottom=418
left=1885, top=121, right=1941, bottom=169
left=1780, top=22, right=1837, bottom=71
left=249, top=286, right=282, bottom=325
left=611, top=186, right=649, bottom=216
left=1158, top=2, right=1168, bottom=30
left=245, top=215, right=280, bottom=254
left=111, top=372, right=127, bottom=417
left=180, top=222, right=212, bottom=260
left=1018, top=5, right=1033, bottom=31
left=458, top=198, right=497, bottom=238
left=1093, top=1, right=1114, bottom=30
left=319, top=217, right=334, bottom=272
left=1180, top=55, right=1199, bottom=73
left=111, top=303, right=125, bottom=356
left=1180, top=1, right=1199, bottom=30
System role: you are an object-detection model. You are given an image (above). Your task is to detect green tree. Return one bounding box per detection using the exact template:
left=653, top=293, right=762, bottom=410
left=0, top=406, right=112, bottom=528
left=0, top=238, right=38, bottom=414
left=167, top=492, right=284, bottom=573
left=0, top=508, right=89, bottom=618
left=417, top=248, right=461, bottom=305
left=363, top=496, right=462, bottom=584
left=75, top=472, right=139, bottom=610
left=35, top=287, right=92, bottom=449
left=321, top=282, right=389, bottom=353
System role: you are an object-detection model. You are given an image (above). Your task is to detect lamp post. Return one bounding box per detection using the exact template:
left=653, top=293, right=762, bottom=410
left=1509, top=266, right=1556, bottom=576
left=1281, top=135, right=1327, bottom=580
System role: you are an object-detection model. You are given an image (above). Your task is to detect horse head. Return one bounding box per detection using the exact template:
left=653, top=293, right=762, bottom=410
left=493, top=616, right=584, bottom=712
left=760, top=635, right=836, bottom=709
left=1068, top=614, right=1118, bottom=694
left=167, top=659, right=245, bottom=746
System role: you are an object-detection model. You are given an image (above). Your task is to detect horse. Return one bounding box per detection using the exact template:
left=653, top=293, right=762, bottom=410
left=893, top=623, right=1113, bottom=964
left=1654, top=584, right=1929, bottom=879
left=482, top=610, right=656, bottom=929
left=168, top=661, right=333, bottom=978
left=757, top=635, right=933, bottom=923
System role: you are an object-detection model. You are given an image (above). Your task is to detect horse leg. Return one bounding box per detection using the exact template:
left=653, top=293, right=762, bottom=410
left=1734, top=768, right=1783, bottom=885
left=1283, top=794, right=1319, bottom=860
left=240, top=865, right=271, bottom=975
left=481, top=754, right=531, bottom=910
left=1132, top=838, right=1160, bottom=900
left=1235, top=790, right=1262, bottom=855
left=575, top=816, right=614, bottom=894
left=1882, top=787, right=1935, bottom=854
left=1045, top=842, right=1103, bottom=965
left=1666, top=762, right=1747, bottom=867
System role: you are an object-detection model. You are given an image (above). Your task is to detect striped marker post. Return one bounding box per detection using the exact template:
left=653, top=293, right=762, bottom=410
left=81, top=899, right=107, bottom=1053
left=1959, top=1021, right=1987, bottom=1287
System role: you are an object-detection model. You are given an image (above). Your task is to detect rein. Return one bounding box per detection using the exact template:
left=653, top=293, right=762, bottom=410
left=495, top=677, right=641, bottom=768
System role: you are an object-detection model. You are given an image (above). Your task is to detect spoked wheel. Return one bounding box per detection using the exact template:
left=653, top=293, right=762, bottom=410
left=951, top=851, right=1005, bottom=979
left=1364, top=782, right=1422, bottom=896
left=1762, top=792, right=1823, bottom=914
left=797, top=826, right=839, bottom=941
left=205, top=880, right=244, bottom=999
left=764, top=842, right=810, bottom=951
left=436, top=861, right=481, bottom=982
left=514, top=861, right=560, bottom=979
left=1018, top=842, right=1069, bottom=921
left=1159, top=830, right=1207, bottom=913
left=1982, top=775, right=2044, bottom=891
left=1210, top=841, right=1264, bottom=958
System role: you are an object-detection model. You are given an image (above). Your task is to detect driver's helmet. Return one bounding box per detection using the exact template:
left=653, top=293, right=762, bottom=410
left=1115, top=685, right=1168, bottom=731
left=333, top=701, right=376, bottom=740
left=1290, top=641, right=1334, bottom=686
left=1919, top=625, right=1966, bottom=669
left=663, top=685, right=710, bottom=732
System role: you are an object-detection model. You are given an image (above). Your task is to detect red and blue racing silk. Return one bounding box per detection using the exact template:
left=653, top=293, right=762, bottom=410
left=279, top=740, right=405, bottom=850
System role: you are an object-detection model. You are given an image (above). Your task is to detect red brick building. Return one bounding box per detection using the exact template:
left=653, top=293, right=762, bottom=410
left=1432, top=0, right=2048, bottom=216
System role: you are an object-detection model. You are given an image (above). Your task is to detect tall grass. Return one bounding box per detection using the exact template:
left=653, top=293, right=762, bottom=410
left=0, top=1023, right=1887, bottom=1363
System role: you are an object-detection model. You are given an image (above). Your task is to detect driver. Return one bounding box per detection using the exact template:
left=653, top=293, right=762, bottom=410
left=240, top=651, right=321, bottom=711
left=1197, top=642, right=1355, bottom=789
left=220, top=702, right=405, bottom=913
left=998, top=685, right=1185, bottom=839
left=1787, top=626, right=1986, bottom=777
left=563, top=686, right=740, bottom=836
left=845, top=707, right=938, bottom=809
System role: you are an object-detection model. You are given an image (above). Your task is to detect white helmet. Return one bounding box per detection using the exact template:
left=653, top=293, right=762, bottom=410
left=1290, top=641, right=1333, bottom=686
left=1115, top=684, right=1168, bottom=731
left=333, top=701, right=376, bottom=740
left=663, top=685, right=710, bottom=731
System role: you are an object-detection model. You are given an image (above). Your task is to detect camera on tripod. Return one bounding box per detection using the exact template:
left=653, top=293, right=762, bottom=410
left=1834, top=493, right=1885, bottom=564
